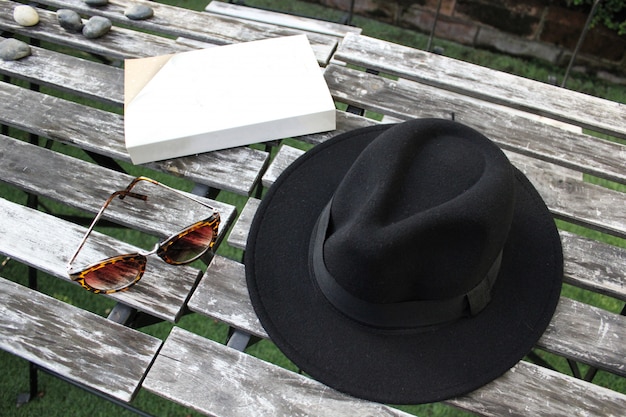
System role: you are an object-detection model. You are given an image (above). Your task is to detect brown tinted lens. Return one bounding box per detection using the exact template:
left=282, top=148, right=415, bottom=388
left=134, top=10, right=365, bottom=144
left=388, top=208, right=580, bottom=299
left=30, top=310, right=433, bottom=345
left=161, top=222, right=215, bottom=264
left=82, top=255, right=146, bottom=291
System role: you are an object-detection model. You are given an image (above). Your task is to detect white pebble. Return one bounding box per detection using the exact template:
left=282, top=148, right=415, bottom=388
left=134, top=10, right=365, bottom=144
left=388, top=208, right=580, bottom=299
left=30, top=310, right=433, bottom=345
left=13, top=5, right=39, bottom=27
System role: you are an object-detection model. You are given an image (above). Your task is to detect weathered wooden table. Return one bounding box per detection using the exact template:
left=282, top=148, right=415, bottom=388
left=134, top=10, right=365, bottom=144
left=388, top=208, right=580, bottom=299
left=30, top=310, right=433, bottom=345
left=1, top=1, right=625, bottom=416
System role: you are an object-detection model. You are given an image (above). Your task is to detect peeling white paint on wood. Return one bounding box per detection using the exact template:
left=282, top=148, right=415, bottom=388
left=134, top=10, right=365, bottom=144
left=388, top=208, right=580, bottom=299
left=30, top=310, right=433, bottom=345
left=0, top=277, right=161, bottom=402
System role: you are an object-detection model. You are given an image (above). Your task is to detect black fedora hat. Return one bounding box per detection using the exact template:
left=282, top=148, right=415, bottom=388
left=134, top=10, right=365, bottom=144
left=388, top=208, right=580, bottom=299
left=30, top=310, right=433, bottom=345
left=245, top=118, right=562, bottom=404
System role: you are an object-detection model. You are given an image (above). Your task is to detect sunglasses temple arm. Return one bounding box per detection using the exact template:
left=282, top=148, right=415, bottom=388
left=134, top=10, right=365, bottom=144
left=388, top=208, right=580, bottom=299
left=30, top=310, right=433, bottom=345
left=130, top=176, right=218, bottom=212
left=66, top=190, right=147, bottom=269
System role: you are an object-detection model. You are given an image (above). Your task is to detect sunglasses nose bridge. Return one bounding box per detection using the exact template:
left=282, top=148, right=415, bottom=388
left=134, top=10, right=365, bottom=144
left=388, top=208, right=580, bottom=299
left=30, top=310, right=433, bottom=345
left=144, top=242, right=161, bottom=257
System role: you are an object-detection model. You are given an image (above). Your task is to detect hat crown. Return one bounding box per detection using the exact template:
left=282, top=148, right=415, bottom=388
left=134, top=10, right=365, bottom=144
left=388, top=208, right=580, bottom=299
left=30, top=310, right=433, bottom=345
left=317, top=120, right=515, bottom=323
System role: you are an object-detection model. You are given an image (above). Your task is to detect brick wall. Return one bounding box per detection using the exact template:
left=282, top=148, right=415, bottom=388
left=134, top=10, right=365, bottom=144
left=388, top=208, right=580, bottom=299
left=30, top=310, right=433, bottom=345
left=312, top=0, right=626, bottom=84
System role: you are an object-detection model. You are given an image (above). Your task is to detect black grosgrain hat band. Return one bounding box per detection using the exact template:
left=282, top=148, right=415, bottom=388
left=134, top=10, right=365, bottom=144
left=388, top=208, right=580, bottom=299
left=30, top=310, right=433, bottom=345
left=310, top=199, right=502, bottom=329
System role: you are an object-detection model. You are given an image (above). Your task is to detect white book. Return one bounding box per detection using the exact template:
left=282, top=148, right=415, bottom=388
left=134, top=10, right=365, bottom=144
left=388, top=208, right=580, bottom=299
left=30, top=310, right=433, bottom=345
left=124, top=35, right=336, bottom=164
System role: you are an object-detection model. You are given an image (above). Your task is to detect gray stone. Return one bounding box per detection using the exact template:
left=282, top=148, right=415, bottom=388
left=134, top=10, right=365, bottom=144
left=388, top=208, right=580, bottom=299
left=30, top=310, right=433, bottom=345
left=124, top=4, right=154, bottom=20
left=13, top=5, right=39, bottom=27
left=57, top=9, right=84, bottom=33
left=82, top=16, right=112, bottom=39
left=84, top=0, right=109, bottom=6
left=0, top=38, right=32, bottom=61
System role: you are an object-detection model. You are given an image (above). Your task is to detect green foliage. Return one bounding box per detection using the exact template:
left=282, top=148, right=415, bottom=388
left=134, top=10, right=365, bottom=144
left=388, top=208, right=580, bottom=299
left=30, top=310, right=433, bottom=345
left=569, top=0, right=626, bottom=35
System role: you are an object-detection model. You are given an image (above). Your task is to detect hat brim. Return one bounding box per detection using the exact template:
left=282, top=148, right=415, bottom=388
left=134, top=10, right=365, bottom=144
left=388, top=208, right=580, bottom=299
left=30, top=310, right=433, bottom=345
left=245, top=123, right=563, bottom=404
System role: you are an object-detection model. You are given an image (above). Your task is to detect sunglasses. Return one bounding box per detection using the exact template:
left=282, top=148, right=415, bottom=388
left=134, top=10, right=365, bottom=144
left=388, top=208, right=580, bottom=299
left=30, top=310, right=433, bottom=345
left=66, top=176, right=220, bottom=294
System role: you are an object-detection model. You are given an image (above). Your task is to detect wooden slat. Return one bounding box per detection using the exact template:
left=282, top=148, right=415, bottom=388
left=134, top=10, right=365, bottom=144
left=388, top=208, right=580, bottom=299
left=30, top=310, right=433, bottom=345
left=298, top=110, right=379, bottom=145
left=188, top=255, right=266, bottom=339
left=27, top=0, right=337, bottom=65
left=0, top=277, right=162, bottom=402
left=0, top=134, right=236, bottom=240
left=334, top=34, right=626, bottom=140
left=538, top=297, right=626, bottom=377
left=448, top=360, right=626, bottom=417
left=561, top=231, right=626, bottom=301
left=505, top=151, right=626, bottom=239
left=0, top=197, right=201, bottom=322
left=0, top=35, right=123, bottom=106
left=242, top=136, right=626, bottom=240
left=143, top=327, right=414, bottom=417
left=324, top=64, right=626, bottom=185
left=261, top=144, right=306, bottom=188
left=205, top=1, right=362, bottom=38
left=226, top=197, right=261, bottom=251
left=0, top=1, right=191, bottom=59
left=0, top=83, right=269, bottom=196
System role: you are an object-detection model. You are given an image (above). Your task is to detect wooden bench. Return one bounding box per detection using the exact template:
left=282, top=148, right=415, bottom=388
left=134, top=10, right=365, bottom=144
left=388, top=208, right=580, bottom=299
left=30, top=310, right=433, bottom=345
left=2, top=1, right=625, bottom=415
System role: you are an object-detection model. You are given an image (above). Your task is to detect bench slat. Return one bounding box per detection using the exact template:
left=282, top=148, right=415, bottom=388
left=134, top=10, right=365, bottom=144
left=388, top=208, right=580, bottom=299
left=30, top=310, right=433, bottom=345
left=26, top=0, right=337, bottom=65
left=505, top=151, right=626, bottom=239
left=226, top=197, right=261, bottom=251
left=227, top=200, right=626, bottom=304
left=248, top=134, right=626, bottom=240
left=334, top=34, right=626, bottom=140
left=190, top=255, right=626, bottom=414
left=0, top=197, right=201, bottom=322
left=0, top=134, right=236, bottom=241
left=448, top=360, right=626, bottom=417
left=324, top=64, right=626, bottom=185
left=299, top=110, right=380, bottom=145
left=188, top=255, right=266, bottom=339
left=0, top=35, right=123, bottom=106
left=143, top=326, right=415, bottom=417
left=0, top=277, right=162, bottom=402
left=205, top=1, right=362, bottom=38
left=232, top=141, right=626, bottom=301
left=561, top=231, right=626, bottom=301
left=261, top=145, right=307, bottom=188
left=0, top=83, right=269, bottom=195
left=539, top=297, right=626, bottom=377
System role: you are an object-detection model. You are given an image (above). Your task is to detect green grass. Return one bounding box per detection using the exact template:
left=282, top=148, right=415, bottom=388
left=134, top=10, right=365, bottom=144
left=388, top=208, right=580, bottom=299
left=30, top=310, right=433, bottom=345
left=1, top=0, right=626, bottom=416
